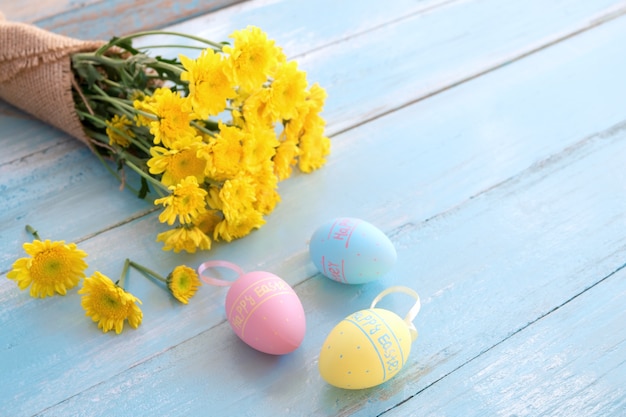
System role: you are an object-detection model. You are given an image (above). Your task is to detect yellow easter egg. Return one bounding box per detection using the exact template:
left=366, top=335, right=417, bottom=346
left=319, top=308, right=413, bottom=389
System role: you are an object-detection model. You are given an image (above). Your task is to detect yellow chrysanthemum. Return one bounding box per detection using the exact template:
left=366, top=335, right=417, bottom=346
left=213, top=211, right=265, bottom=242
left=250, top=161, right=280, bottom=214
left=223, top=26, right=286, bottom=91
left=78, top=271, right=143, bottom=334
left=195, top=209, right=223, bottom=236
left=147, top=139, right=208, bottom=187
left=7, top=239, right=88, bottom=298
left=208, top=174, right=256, bottom=219
left=156, top=225, right=212, bottom=253
left=290, top=84, right=326, bottom=132
left=241, top=124, right=278, bottom=173
left=276, top=83, right=329, bottom=175
left=240, top=86, right=272, bottom=128
left=134, top=88, right=197, bottom=148
left=300, top=82, right=326, bottom=113
left=273, top=129, right=300, bottom=181
left=133, top=95, right=156, bottom=128
left=298, top=115, right=331, bottom=173
left=200, top=123, right=245, bottom=181
left=180, top=49, right=236, bottom=119
left=167, top=265, right=201, bottom=304
left=207, top=174, right=266, bottom=241
left=105, top=114, right=135, bottom=148
left=265, top=61, right=308, bottom=122
left=155, top=176, right=208, bottom=225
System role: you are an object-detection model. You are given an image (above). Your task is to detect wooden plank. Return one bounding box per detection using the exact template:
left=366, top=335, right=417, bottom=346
left=133, top=0, right=626, bottom=134
left=4, top=9, right=626, bottom=416
left=1, top=0, right=102, bottom=24
left=137, top=0, right=455, bottom=57
left=35, top=87, right=626, bottom=417
left=2, top=0, right=248, bottom=38
left=2, top=0, right=625, bottom=272
left=383, top=267, right=626, bottom=416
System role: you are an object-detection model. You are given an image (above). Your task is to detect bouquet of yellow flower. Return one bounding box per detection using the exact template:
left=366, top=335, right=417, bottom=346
left=0, top=16, right=330, bottom=253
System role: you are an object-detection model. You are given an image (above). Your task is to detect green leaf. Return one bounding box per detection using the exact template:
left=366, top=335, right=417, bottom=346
left=138, top=177, right=150, bottom=199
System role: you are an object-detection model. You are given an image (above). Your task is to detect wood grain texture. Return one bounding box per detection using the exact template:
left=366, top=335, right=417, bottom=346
left=1, top=0, right=247, bottom=38
left=2, top=0, right=624, bottom=271
left=385, top=268, right=626, bottom=416
left=2, top=0, right=626, bottom=416
left=31, top=17, right=626, bottom=412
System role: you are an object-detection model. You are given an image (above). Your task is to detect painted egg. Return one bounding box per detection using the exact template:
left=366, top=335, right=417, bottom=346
left=309, top=217, right=397, bottom=284
left=318, top=308, right=412, bottom=389
left=224, top=271, right=306, bottom=355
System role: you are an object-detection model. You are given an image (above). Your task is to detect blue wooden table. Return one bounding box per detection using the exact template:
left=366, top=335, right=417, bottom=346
left=2, top=1, right=626, bottom=416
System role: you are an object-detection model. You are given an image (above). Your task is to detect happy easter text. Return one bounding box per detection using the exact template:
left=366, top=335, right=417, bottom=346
left=230, top=279, right=291, bottom=330
left=352, top=311, right=401, bottom=373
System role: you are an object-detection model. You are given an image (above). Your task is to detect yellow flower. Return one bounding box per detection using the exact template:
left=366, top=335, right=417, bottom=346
left=156, top=225, right=212, bottom=253
left=147, top=138, right=207, bottom=187
left=209, top=174, right=256, bottom=219
left=250, top=161, right=280, bottom=215
left=78, top=271, right=143, bottom=334
left=195, top=209, right=223, bottom=236
left=273, top=130, right=300, bottom=181
left=307, top=83, right=328, bottom=112
left=241, top=124, right=278, bottom=173
left=213, top=211, right=265, bottom=242
left=180, top=49, right=236, bottom=119
left=266, top=61, right=308, bottom=122
left=298, top=116, right=331, bottom=173
left=207, top=174, right=266, bottom=241
left=105, top=114, right=135, bottom=147
left=223, top=26, right=286, bottom=91
left=276, top=83, right=329, bottom=175
left=167, top=265, right=201, bottom=304
left=155, top=176, right=208, bottom=225
left=134, top=88, right=197, bottom=148
left=200, top=123, right=244, bottom=181
left=7, top=239, right=88, bottom=298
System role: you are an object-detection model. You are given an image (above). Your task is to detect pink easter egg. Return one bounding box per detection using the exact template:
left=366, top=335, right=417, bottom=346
left=224, top=271, right=306, bottom=355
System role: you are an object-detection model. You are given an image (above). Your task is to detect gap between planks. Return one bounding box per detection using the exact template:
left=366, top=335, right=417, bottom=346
left=330, top=2, right=626, bottom=138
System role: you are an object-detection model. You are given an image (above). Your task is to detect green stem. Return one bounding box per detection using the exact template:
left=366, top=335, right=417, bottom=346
left=76, top=110, right=107, bottom=127
left=76, top=110, right=152, bottom=155
left=87, top=143, right=144, bottom=197
left=150, top=61, right=184, bottom=76
left=73, top=53, right=126, bottom=68
left=191, top=120, right=216, bottom=137
left=95, top=30, right=225, bottom=56
left=128, top=260, right=167, bottom=283
left=117, top=258, right=131, bottom=288
left=25, top=225, right=41, bottom=240
left=138, top=44, right=208, bottom=51
left=124, top=159, right=170, bottom=195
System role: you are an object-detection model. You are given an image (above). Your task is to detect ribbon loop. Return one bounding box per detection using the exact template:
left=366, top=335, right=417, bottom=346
left=197, top=260, right=245, bottom=287
left=370, top=286, right=421, bottom=341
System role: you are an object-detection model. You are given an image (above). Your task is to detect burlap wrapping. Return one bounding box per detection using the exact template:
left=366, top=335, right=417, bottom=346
left=0, top=12, right=105, bottom=148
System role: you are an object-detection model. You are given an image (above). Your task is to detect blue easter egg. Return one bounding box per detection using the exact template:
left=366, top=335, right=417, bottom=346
left=309, top=218, right=397, bottom=284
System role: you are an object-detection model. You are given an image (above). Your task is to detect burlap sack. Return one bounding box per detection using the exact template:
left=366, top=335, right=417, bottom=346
left=0, top=12, right=105, bottom=148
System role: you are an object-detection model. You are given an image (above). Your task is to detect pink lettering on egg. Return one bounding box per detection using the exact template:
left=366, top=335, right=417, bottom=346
left=327, top=218, right=361, bottom=248
left=322, top=256, right=346, bottom=283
